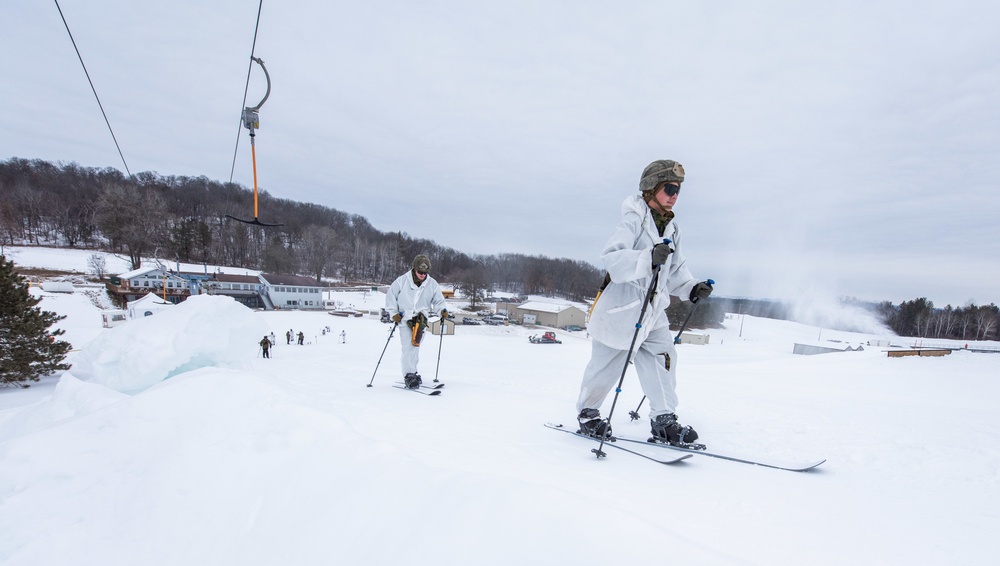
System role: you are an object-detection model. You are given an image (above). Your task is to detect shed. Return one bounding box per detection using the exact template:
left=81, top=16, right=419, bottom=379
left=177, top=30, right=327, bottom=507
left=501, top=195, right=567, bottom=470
left=430, top=318, right=455, bottom=336
left=514, top=301, right=587, bottom=329
left=678, top=333, right=710, bottom=345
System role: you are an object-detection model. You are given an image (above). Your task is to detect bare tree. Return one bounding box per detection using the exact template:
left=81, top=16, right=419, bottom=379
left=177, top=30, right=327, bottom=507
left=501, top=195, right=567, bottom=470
left=87, top=253, right=107, bottom=280
left=96, top=183, right=168, bottom=269
left=973, top=304, right=999, bottom=340
left=299, top=225, right=337, bottom=283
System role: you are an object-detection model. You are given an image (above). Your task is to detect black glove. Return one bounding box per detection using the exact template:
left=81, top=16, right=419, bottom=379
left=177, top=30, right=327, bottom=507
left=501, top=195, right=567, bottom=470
left=690, top=281, right=713, bottom=302
left=651, top=242, right=674, bottom=267
left=392, top=313, right=402, bottom=323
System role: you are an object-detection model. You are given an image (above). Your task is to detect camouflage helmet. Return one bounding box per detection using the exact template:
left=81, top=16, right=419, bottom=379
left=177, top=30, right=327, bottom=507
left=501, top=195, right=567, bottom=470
left=639, top=159, right=685, bottom=195
left=412, top=254, right=432, bottom=273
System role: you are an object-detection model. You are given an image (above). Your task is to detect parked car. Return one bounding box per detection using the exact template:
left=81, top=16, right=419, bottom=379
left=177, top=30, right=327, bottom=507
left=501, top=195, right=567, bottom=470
left=462, top=318, right=484, bottom=325
left=562, top=325, right=584, bottom=332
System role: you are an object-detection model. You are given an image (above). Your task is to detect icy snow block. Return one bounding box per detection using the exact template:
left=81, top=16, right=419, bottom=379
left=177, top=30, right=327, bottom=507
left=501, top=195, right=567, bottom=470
left=71, top=295, right=266, bottom=393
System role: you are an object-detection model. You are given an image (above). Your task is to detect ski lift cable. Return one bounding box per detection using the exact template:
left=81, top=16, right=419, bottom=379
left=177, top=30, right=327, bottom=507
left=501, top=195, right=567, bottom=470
left=227, top=0, right=265, bottom=185
left=53, top=0, right=132, bottom=178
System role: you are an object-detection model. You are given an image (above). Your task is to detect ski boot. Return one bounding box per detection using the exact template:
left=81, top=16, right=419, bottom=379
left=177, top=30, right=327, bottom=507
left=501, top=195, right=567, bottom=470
left=404, top=372, right=422, bottom=390
left=650, top=413, right=699, bottom=445
left=577, top=408, right=612, bottom=439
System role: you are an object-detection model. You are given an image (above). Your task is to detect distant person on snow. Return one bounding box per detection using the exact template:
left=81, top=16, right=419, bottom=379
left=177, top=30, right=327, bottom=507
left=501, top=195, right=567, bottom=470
left=259, top=336, right=272, bottom=359
left=385, top=254, right=448, bottom=389
left=286, top=330, right=292, bottom=345
left=576, top=159, right=713, bottom=443
left=297, top=331, right=305, bottom=345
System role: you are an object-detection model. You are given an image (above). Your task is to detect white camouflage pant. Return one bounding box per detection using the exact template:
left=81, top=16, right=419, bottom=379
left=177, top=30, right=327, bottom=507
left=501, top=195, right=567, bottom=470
left=399, top=328, right=421, bottom=376
left=576, top=324, right=678, bottom=419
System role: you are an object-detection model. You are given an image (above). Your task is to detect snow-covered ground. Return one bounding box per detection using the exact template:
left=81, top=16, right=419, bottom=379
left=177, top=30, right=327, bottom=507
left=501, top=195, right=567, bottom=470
left=2, top=248, right=999, bottom=565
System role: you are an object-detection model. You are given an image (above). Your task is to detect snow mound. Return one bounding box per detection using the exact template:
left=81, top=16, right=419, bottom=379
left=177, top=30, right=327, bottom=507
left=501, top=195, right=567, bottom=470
left=70, top=295, right=266, bottom=393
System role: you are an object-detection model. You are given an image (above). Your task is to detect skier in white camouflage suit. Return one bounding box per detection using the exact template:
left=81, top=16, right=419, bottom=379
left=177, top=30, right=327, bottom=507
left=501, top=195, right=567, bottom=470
left=385, top=254, right=448, bottom=389
left=576, top=159, right=713, bottom=443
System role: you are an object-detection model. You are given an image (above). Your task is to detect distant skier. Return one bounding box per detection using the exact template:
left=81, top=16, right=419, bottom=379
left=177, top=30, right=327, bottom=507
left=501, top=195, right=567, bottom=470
left=269, top=332, right=276, bottom=346
left=385, top=254, right=448, bottom=389
left=340, top=330, right=346, bottom=344
left=576, top=159, right=713, bottom=443
left=286, top=330, right=292, bottom=345
left=297, top=331, right=305, bottom=345
left=259, top=336, right=272, bottom=359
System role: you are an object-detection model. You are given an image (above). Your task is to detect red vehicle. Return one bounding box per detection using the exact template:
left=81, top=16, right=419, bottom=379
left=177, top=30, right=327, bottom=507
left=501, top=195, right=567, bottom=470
left=529, top=331, right=561, bottom=344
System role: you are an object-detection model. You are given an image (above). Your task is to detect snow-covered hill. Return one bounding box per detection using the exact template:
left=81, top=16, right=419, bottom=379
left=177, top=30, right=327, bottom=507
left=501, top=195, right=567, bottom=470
left=1, top=248, right=998, bottom=565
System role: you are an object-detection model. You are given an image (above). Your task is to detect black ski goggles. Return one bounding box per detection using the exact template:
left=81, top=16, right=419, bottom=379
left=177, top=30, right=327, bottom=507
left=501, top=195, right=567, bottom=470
left=660, top=183, right=681, bottom=197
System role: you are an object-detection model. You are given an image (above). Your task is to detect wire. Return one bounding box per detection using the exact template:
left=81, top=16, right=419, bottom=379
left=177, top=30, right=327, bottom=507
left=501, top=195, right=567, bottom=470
left=53, top=0, right=131, bottom=178
left=228, top=0, right=265, bottom=184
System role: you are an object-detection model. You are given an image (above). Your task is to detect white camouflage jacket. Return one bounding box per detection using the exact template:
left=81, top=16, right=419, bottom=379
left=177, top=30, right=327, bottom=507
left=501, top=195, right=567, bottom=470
left=588, top=195, right=699, bottom=350
left=385, top=270, right=447, bottom=322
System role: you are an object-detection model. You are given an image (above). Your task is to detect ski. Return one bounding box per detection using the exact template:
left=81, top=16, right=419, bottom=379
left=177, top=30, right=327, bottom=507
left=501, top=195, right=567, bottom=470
left=392, top=384, right=442, bottom=396
left=544, top=423, right=692, bottom=465
left=394, top=381, right=445, bottom=390
left=614, top=436, right=825, bottom=472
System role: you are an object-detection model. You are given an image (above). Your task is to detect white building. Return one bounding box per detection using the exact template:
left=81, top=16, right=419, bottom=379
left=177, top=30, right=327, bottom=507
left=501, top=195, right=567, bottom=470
left=514, top=301, right=587, bottom=329
left=259, top=273, right=325, bottom=310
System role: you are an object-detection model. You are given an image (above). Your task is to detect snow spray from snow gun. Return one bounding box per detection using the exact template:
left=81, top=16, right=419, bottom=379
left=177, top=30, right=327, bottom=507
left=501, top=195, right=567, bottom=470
left=367, top=322, right=399, bottom=387
left=628, top=277, right=715, bottom=421
left=591, top=239, right=672, bottom=459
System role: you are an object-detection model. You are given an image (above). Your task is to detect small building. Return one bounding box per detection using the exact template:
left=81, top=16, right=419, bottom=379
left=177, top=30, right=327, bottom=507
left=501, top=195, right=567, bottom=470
left=678, top=333, right=710, bottom=345
left=514, top=301, right=587, bottom=329
left=430, top=318, right=455, bottom=336
left=260, top=273, right=325, bottom=310
left=101, top=309, right=128, bottom=328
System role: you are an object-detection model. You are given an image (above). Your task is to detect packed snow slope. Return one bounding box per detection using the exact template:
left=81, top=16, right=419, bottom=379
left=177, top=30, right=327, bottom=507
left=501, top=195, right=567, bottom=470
left=2, top=285, right=999, bottom=564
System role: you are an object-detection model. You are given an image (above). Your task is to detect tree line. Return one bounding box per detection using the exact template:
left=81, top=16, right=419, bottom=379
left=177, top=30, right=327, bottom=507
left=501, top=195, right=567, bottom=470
left=0, top=157, right=602, bottom=301
left=5, top=157, right=995, bottom=339
left=875, top=298, right=998, bottom=341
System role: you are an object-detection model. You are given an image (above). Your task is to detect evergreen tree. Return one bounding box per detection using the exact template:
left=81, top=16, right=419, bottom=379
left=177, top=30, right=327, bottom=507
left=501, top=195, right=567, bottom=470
left=0, top=256, right=72, bottom=388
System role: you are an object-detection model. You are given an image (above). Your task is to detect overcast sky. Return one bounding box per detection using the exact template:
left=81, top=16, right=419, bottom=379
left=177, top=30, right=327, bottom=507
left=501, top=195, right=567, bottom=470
left=4, top=1, right=999, bottom=307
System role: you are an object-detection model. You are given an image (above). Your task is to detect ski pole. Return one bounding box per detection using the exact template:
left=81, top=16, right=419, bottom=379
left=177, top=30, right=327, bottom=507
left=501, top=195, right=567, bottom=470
left=367, top=322, right=399, bottom=388
left=628, top=278, right=715, bottom=421
left=592, top=246, right=668, bottom=459
left=673, top=279, right=715, bottom=345
left=433, top=316, right=446, bottom=383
